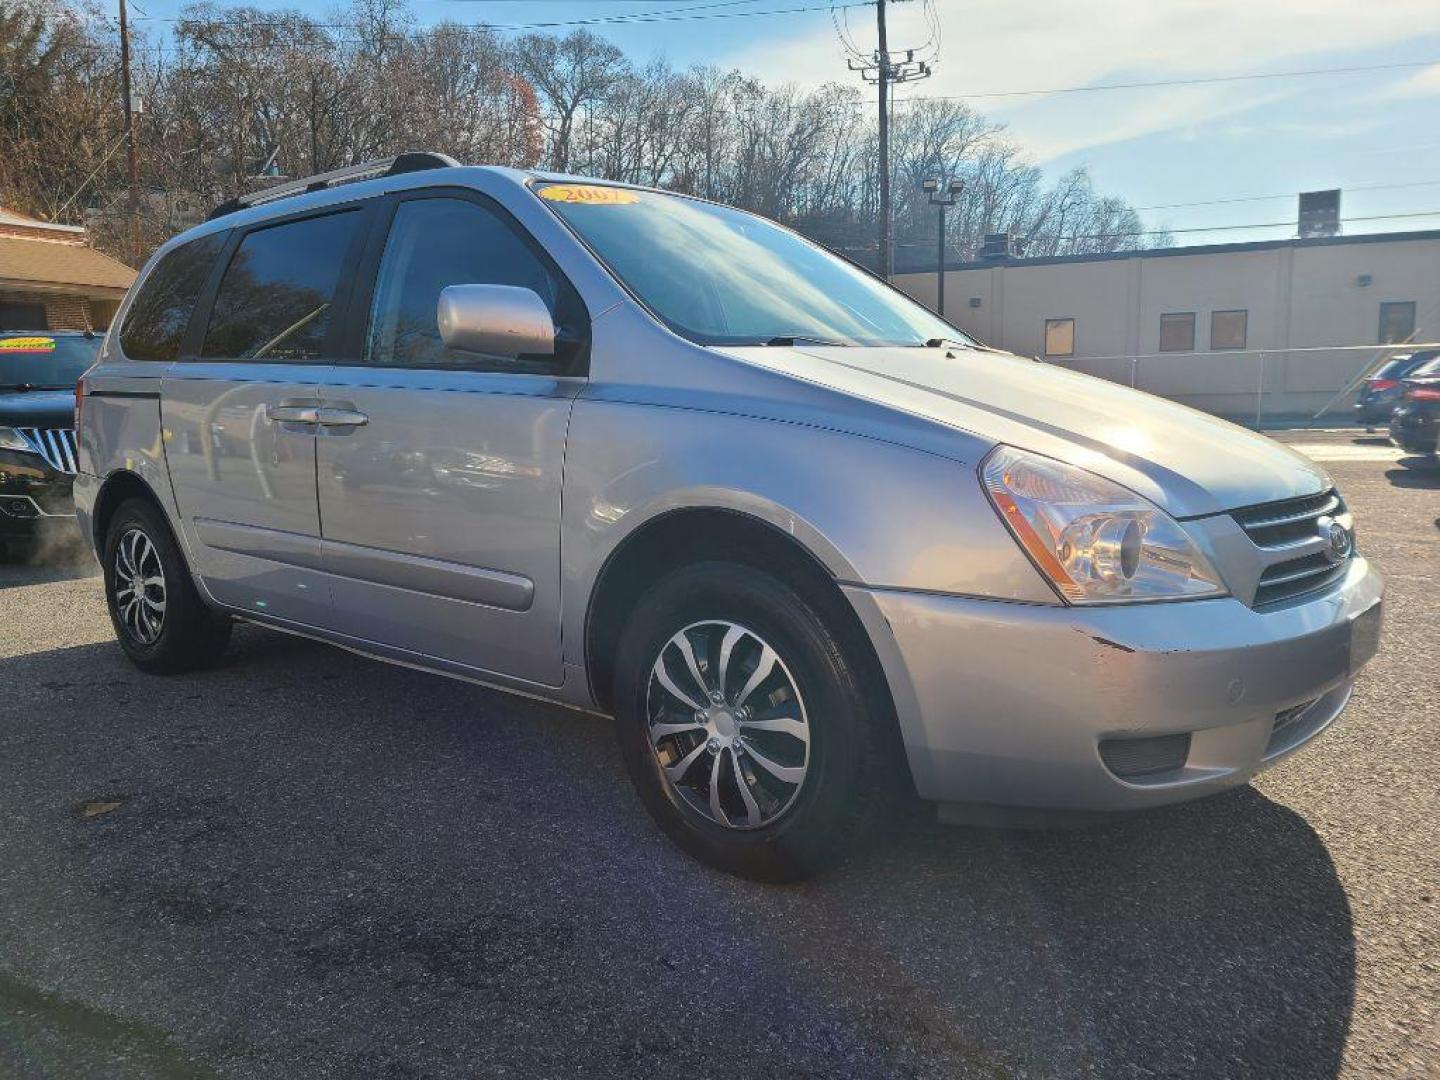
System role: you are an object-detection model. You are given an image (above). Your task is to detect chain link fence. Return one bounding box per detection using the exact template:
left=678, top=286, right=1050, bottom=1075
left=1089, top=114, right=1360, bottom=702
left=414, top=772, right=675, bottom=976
left=1053, top=341, right=1440, bottom=430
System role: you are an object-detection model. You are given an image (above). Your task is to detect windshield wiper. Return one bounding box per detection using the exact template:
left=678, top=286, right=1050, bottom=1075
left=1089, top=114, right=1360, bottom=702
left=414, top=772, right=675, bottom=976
left=0, top=382, right=72, bottom=393
left=924, top=337, right=975, bottom=350
left=764, top=335, right=851, bottom=348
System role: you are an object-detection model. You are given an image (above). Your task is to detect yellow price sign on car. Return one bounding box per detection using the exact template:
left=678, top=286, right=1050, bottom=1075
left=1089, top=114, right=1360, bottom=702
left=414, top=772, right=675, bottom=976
left=0, top=336, right=57, bottom=354
left=537, top=184, right=639, bottom=206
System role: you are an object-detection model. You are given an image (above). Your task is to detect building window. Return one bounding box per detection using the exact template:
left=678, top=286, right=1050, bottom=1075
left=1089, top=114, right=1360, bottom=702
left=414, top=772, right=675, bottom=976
left=1044, top=318, right=1074, bottom=358
left=1211, top=309, right=1248, bottom=351
left=1159, top=312, right=1195, bottom=352
left=1379, top=301, right=1416, bottom=344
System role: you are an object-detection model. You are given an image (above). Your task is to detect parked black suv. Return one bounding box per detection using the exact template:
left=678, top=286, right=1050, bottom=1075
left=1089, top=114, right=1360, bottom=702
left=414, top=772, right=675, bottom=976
left=1389, top=353, right=1440, bottom=456
left=0, top=331, right=98, bottom=558
left=1355, top=351, right=1437, bottom=429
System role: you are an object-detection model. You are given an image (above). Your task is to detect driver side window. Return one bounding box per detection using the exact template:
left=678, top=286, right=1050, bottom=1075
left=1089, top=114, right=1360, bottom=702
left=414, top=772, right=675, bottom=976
left=365, top=197, right=575, bottom=370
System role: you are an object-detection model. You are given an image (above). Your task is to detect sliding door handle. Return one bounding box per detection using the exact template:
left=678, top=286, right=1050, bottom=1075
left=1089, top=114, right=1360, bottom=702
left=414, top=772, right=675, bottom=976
left=265, top=404, right=320, bottom=424
left=314, top=407, right=369, bottom=427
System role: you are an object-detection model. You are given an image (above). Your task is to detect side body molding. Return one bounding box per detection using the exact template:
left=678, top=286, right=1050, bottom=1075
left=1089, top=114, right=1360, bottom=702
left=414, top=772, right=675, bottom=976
left=193, top=518, right=535, bottom=612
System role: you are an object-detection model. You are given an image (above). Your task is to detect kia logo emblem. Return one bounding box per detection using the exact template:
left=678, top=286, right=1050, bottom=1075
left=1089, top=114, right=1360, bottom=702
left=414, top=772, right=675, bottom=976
left=1317, top=516, right=1353, bottom=563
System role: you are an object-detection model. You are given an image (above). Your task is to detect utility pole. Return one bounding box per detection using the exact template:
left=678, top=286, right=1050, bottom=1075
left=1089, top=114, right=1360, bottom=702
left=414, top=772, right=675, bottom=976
left=848, top=1, right=930, bottom=280
left=118, top=0, right=140, bottom=261
left=875, top=0, right=890, bottom=280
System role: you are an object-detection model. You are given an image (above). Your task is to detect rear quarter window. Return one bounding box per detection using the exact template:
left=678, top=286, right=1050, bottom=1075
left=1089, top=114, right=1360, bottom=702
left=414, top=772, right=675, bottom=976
left=200, top=211, right=360, bottom=362
left=119, top=231, right=228, bottom=361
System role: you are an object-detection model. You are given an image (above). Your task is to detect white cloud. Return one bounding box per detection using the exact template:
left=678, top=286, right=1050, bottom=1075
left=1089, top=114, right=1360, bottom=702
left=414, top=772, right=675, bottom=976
left=720, top=0, right=1440, bottom=162
left=1369, top=63, right=1440, bottom=102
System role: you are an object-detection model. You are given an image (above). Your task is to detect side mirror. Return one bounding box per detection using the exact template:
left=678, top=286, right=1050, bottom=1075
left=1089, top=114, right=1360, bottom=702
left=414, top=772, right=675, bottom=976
left=437, top=284, right=555, bottom=359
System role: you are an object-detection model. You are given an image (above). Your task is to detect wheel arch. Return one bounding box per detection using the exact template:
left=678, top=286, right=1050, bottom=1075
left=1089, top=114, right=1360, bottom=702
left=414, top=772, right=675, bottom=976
left=91, top=469, right=164, bottom=552
left=583, top=506, right=912, bottom=791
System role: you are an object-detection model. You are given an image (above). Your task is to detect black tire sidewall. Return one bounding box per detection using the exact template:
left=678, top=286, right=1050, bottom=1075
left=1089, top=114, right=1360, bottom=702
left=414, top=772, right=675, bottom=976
left=613, top=562, right=873, bottom=880
left=102, top=498, right=226, bottom=672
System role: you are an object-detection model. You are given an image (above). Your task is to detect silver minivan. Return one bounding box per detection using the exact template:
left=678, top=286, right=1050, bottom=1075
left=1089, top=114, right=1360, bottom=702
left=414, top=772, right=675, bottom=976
left=75, top=153, right=1383, bottom=879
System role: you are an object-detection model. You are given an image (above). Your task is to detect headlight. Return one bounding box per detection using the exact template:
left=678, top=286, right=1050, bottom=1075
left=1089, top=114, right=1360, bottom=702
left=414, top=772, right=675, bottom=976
left=982, top=445, right=1226, bottom=603
left=0, top=427, right=35, bottom=453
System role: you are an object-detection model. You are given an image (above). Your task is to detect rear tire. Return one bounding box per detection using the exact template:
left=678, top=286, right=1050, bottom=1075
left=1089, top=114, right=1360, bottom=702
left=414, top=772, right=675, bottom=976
left=612, top=561, right=894, bottom=881
left=102, top=497, right=231, bottom=674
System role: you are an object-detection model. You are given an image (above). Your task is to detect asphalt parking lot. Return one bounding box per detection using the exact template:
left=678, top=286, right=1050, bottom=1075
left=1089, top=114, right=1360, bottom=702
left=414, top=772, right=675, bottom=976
left=0, top=430, right=1435, bottom=1079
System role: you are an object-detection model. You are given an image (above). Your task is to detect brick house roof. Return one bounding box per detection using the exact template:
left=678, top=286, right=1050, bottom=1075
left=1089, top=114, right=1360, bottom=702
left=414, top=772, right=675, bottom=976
left=0, top=208, right=136, bottom=296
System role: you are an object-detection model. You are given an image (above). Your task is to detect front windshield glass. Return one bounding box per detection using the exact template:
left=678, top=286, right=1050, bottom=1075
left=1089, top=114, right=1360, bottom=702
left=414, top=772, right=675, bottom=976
left=0, top=334, right=100, bottom=388
left=535, top=183, right=972, bottom=349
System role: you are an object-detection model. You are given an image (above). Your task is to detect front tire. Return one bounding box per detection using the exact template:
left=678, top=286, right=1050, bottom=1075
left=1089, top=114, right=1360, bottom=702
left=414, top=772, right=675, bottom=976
left=102, top=498, right=231, bottom=674
left=613, top=561, right=893, bottom=881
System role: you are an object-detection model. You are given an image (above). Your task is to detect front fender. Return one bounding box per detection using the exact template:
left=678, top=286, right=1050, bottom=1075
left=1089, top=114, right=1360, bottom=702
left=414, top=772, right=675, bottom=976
left=560, top=397, right=1055, bottom=667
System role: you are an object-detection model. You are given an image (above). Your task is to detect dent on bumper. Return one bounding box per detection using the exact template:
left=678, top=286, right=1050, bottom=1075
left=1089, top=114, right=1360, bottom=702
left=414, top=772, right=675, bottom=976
left=846, top=558, right=1384, bottom=812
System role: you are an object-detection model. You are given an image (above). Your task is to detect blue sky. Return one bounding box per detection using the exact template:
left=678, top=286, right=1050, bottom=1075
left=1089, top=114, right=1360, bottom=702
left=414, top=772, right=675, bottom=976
left=128, top=0, right=1440, bottom=246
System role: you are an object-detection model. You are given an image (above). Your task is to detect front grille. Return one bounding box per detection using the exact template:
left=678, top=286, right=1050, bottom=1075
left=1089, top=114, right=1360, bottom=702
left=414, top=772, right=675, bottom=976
left=16, top=427, right=78, bottom=475
left=1098, top=732, right=1191, bottom=780
left=1231, top=489, right=1342, bottom=548
left=1232, top=488, right=1352, bottom=606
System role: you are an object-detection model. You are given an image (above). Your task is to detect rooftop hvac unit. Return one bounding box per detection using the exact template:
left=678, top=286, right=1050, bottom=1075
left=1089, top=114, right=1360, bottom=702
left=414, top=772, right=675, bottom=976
left=981, top=233, right=1013, bottom=260
left=1298, top=190, right=1341, bottom=238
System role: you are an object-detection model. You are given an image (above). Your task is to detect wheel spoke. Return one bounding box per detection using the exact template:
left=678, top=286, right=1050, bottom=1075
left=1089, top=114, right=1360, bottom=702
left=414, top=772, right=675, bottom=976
left=731, top=747, right=761, bottom=826
left=650, top=720, right=703, bottom=744
left=708, top=750, right=730, bottom=827
left=715, top=624, right=745, bottom=699
left=664, top=739, right=709, bottom=783
left=671, top=630, right=711, bottom=702
left=739, top=715, right=808, bottom=743
left=117, top=540, right=136, bottom=578
left=734, top=644, right=777, bottom=708
left=742, top=739, right=804, bottom=785
left=653, top=653, right=705, bottom=713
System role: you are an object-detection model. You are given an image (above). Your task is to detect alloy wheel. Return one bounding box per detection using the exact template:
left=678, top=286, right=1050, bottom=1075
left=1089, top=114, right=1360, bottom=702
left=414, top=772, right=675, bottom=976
left=645, top=620, right=811, bottom=830
left=114, top=527, right=166, bottom=645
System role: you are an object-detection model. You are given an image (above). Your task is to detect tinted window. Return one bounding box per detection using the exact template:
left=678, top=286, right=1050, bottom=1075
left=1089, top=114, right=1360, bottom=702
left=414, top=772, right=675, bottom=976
left=201, top=211, right=358, bottom=361
left=1044, top=318, right=1074, bottom=358
left=120, top=232, right=227, bottom=361
left=1159, top=312, right=1194, bottom=352
left=366, top=198, right=579, bottom=369
left=1210, top=309, right=1247, bottom=351
left=1378, top=301, right=1416, bottom=345
left=0, top=334, right=101, bottom=388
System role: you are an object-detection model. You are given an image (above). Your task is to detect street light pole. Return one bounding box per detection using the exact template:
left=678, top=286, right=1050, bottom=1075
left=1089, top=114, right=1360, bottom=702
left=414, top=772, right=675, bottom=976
left=923, top=178, right=963, bottom=320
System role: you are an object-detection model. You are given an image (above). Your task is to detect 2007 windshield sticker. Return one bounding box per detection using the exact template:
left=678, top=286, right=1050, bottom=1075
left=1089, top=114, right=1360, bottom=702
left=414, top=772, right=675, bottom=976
left=0, top=336, right=56, bottom=354
left=538, top=184, right=639, bottom=206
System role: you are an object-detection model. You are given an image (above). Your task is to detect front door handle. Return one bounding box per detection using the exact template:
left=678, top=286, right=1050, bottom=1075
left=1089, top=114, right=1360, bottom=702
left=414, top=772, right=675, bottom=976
left=266, top=404, right=320, bottom=424
left=314, top=407, right=369, bottom=428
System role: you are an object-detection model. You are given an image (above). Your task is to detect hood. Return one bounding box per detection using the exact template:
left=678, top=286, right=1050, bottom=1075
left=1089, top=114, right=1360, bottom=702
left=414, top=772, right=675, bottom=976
left=0, top=389, right=76, bottom=429
left=722, top=345, right=1328, bottom=518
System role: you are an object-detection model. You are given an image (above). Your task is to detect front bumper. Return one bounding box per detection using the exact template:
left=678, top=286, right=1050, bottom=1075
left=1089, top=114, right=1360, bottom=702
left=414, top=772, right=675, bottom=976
left=848, top=557, right=1383, bottom=814
left=0, top=449, right=76, bottom=543
left=1354, top=399, right=1395, bottom=425
left=1390, top=405, right=1437, bottom=452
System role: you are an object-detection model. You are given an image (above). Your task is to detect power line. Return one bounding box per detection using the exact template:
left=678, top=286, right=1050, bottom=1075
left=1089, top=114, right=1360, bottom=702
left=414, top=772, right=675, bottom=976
left=898, top=58, right=1440, bottom=101
left=1029, top=209, right=1440, bottom=244
left=1134, top=179, right=1440, bottom=213
left=135, top=0, right=862, bottom=32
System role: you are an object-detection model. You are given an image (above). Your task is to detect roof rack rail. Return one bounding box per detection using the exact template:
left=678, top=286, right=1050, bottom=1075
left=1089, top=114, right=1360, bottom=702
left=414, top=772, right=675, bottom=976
left=206, top=151, right=461, bottom=221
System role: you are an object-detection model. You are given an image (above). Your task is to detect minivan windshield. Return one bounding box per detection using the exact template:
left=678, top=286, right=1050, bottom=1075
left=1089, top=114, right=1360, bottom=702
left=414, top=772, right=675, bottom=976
left=0, top=334, right=100, bottom=390
left=535, top=183, right=972, bottom=349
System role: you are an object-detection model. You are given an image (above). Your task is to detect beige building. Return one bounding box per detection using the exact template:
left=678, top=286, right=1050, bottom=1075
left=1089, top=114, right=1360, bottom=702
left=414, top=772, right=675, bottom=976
left=0, top=209, right=136, bottom=332
left=893, top=229, right=1440, bottom=420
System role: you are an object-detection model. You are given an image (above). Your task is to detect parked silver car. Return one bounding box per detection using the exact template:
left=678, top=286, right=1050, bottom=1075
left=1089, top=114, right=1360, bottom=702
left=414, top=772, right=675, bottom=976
left=75, top=154, right=1384, bottom=879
